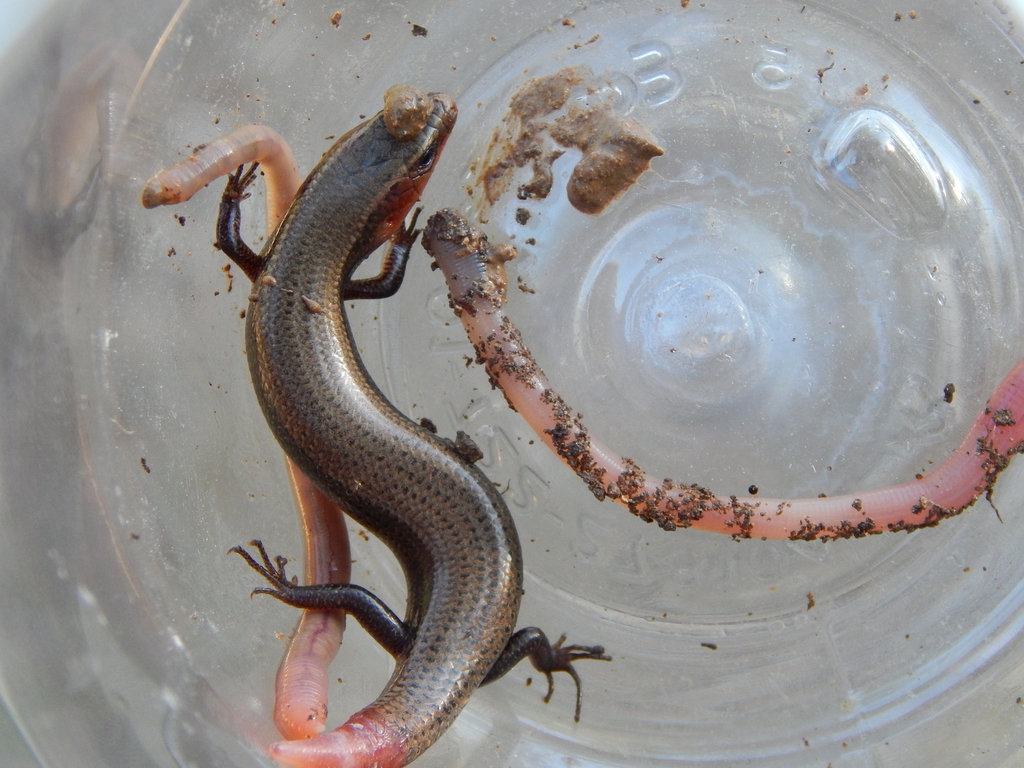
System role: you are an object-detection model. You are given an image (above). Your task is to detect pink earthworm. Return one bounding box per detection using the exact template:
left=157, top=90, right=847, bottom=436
left=142, top=124, right=301, bottom=237
left=277, top=458, right=350, bottom=739
left=143, top=128, right=348, bottom=738
left=422, top=208, right=1024, bottom=541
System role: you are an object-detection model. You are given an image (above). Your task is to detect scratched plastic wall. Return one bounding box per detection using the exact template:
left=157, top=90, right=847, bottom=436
left=3, top=1, right=1024, bottom=767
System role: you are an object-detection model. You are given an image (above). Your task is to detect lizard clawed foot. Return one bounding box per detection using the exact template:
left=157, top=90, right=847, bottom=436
left=535, top=633, right=612, bottom=722
left=229, top=539, right=298, bottom=599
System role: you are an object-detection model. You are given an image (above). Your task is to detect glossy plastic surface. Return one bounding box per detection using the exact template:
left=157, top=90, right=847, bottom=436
left=3, top=1, right=1024, bottom=767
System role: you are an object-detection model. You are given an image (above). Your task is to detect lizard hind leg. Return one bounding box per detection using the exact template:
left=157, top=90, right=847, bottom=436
left=481, top=626, right=612, bottom=722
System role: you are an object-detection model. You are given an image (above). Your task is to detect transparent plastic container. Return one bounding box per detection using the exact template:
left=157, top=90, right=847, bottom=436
left=4, top=1, right=1024, bottom=766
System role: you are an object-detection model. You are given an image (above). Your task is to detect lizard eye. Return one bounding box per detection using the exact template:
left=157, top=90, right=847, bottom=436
left=414, top=142, right=438, bottom=174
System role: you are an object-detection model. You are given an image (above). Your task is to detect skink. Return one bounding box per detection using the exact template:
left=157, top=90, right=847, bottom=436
left=211, top=93, right=606, bottom=767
